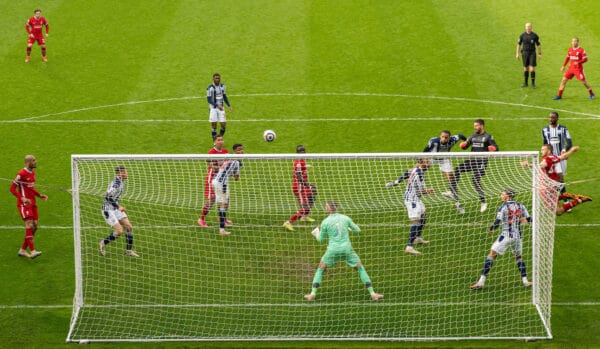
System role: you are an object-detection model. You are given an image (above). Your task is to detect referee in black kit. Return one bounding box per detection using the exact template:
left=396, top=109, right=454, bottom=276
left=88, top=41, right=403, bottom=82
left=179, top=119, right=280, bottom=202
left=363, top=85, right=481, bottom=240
left=516, top=22, right=541, bottom=88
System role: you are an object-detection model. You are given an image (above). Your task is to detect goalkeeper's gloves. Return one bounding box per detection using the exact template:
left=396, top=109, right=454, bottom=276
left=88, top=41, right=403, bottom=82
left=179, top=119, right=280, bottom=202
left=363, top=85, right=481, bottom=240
left=386, top=180, right=399, bottom=187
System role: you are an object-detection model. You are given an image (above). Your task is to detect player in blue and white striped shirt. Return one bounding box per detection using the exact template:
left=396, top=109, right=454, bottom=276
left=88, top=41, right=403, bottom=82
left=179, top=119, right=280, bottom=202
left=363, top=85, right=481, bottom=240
left=386, top=159, right=434, bottom=255
left=212, top=143, right=243, bottom=236
left=99, top=166, right=138, bottom=257
left=207, top=73, right=232, bottom=140
left=541, top=111, right=572, bottom=182
left=470, top=189, right=532, bottom=290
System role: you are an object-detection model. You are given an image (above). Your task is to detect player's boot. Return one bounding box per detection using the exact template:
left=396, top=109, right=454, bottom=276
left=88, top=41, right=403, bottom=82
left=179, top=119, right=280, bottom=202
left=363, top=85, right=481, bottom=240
left=125, top=250, right=139, bottom=257
left=18, top=249, right=31, bottom=258
left=370, top=293, right=384, bottom=300
left=303, top=293, right=316, bottom=301
left=30, top=250, right=42, bottom=259
left=219, top=229, right=231, bottom=236
left=480, top=202, right=488, bottom=213
left=531, top=82, right=536, bottom=89
left=197, top=218, right=208, bottom=227
left=404, top=246, right=421, bottom=255
left=590, top=93, right=595, bottom=100
left=552, top=95, right=562, bottom=100
left=441, top=191, right=454, bottom=199
left=99, top=240, right=106, bottom=256
left=42, top=56, right=47, bottom=62
left=413, top=237, right=429, bottom=245
left=25, top=56, right=30, bottom=63
left=225, top=219, right=233, bottom=227
left=283, top=221, right=294, bottom=231
left=576, top=194, right=592, bottom=202
left=521, top=83, right=528, bottom=88
left=523, top=281, right=533, bottom=287
left=300, top=216, right=316, bottom=222
left=455, top=202, right=465, bottom=215
left=469, top=282, right=484, bottom=290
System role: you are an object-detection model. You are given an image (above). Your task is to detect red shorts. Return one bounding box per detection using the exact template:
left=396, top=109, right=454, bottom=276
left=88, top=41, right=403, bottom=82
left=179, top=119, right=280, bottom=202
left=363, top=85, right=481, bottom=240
left=18, top=205, right=38, bottom=221
left=28, top=35, right=45, bottom=46
left=204, top=171, right=216, bottom=199
left=564, top=68, right=586, bottom=81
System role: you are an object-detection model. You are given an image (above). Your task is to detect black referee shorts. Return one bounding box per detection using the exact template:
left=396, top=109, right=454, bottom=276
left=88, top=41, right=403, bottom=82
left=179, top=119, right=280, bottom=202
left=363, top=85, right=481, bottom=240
left=522, top=51, right=537, bottom=67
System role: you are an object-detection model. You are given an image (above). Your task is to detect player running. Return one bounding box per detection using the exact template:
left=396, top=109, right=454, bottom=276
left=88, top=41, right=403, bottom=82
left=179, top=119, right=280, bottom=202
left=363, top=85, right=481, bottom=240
left=304, top=201, right=383, bottom=301
left=197, top=135, right=231, bottom=227
left=553, top=37, right=595, bottom=100
left=25, top=9, right=49, bottom=63
left=283, top=145, right=317, bottom=231
left=98, top=166, right=139, bottom=257
left=470, top=189, right=533, bottom=290
left=10, top=155, right=48, bottom=259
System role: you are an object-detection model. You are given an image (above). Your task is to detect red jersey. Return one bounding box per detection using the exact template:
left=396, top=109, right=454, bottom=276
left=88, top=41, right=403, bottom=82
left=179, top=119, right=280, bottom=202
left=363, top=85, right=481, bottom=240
left=204, top=147, right=229, bottom=198
left=563, top=46, right=587, bottom=70
left=542, top=154, right=561, bottom=181
left=10, top=168, right=41, bottom=206
left=292, top=159, right=308, bottom=188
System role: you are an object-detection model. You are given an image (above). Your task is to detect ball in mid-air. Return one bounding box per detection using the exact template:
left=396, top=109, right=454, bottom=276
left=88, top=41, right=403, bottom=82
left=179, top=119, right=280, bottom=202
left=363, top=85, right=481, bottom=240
left=263, top=130, right=276, bottom=142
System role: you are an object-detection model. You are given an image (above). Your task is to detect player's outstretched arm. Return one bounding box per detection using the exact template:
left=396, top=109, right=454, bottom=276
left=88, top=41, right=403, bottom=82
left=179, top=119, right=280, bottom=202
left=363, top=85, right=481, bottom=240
left=560, top=145, right=579, bottom=160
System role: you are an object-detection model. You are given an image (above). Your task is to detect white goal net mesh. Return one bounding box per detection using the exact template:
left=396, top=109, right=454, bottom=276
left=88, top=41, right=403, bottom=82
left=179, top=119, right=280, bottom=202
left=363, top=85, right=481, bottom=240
left=67, top=152, right=555, bottom=342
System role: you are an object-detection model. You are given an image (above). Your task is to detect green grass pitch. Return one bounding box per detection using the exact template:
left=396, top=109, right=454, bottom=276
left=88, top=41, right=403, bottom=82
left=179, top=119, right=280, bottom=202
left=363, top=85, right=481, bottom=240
left=1, top=0, right=599, bottom=348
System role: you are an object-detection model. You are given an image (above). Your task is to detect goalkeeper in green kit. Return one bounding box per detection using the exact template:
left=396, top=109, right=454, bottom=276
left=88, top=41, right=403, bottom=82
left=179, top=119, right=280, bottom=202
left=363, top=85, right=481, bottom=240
left=304, top=201, right=384, bottom=301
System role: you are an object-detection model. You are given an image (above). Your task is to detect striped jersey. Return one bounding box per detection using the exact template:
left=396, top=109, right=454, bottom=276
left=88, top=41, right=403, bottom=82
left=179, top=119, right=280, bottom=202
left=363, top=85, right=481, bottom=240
left=541, top=124, right=571, bottom=156
left=423, top=134, right=465, bottom=153
left=494, top=201, right=530, bottom=239
left=102, top=176, right=124, bottom=211
left=404, top=167, right=426, bottom=202
left=206, top=83, right=229, bottom=108
left=213, top=159, right=242, bottom=186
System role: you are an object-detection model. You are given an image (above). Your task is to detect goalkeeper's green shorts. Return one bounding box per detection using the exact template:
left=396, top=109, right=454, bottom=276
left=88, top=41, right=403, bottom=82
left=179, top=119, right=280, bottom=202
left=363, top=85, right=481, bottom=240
left=321, top=248, right=361, bottom=268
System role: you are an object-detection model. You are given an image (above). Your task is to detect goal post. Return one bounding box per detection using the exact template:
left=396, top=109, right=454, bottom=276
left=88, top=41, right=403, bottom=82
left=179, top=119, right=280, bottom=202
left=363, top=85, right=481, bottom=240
left=67, top=151, right=555, bottom=342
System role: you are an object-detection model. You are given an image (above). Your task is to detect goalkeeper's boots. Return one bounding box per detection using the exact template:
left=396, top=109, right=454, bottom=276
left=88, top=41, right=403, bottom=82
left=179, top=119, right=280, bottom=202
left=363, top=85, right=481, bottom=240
left=30, top=250, right=42, bottom=259
left=197, top=218, right=208, bottom=227
left=413, top=237, right=430, bottom=245
left=18, top=249, right=31, bottom=258
left=300, top=216, right=316, bottom=222
left=283, top=221, right=294, bottom=231
left=125, top=250, right=139, bottom=257
left=370, top=293, right=384, bottom=301
left=469, top=282, right=484, bottom=290
left=303, top=294, right=316, bottom=301
left=99, top=240, right=106, bottom=256
left=404, top=246, right=421, bottom=255
left=576, top=194, right=592, bottom=203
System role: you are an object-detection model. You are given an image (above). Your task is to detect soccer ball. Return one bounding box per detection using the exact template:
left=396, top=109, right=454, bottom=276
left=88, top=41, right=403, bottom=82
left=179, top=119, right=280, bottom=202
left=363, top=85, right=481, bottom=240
left=263, top=130, right=276, bottom=142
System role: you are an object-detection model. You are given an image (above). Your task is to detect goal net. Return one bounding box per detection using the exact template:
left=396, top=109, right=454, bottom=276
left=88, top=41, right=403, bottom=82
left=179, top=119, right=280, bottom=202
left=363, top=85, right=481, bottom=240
left=67, top=152, right=555, bottom=342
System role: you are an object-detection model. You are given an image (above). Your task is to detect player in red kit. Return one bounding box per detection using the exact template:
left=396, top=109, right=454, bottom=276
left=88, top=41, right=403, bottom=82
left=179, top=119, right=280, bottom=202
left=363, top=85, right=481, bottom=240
left=553, top=37, right=595, bottom=100
left=25, top=9, right=49, bottom=63
left=10, top=155, right=48, bottom=259
left=522, top=144, right=591, bottom=215
left=197, top=135, right=231, bottom=227
left=283, top=145, right=317, bottom=231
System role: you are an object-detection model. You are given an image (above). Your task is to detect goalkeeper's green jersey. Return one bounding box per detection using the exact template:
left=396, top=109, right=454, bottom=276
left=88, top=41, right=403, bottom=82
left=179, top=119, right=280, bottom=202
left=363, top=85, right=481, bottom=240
left=319, top=213, right=360, bottom=250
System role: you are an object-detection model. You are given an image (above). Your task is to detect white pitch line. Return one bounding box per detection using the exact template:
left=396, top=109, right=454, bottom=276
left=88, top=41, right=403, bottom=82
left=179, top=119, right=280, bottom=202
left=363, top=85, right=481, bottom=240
left=4, top=93, right=600, bottom=122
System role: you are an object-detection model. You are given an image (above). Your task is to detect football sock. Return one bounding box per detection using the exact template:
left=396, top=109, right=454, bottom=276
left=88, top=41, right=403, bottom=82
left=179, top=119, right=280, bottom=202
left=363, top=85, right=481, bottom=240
left=219, top=127, right=226, bottom=136
left=24, top=228, right=35, bottom=251
left=558, top=89, right=564, bottom=97
left=417, top=214, right=428, bottom=235
left=211, top=128, right=217, bottom=139
left=357, top=265, right=372, bottom=285
left=482, top=256, right=494, bottom=276
left=218, top=207, right=226, bottom=229
left=201, top=203, right=211, bottom=218
left=562, top=199, right=580, bottom=211
left=103, top=233, right=116, bottom=245
left=408, top=224, right=418, bottom=246
left=125, top=232, right=134, bottom=250
left=531, top=71, right=536, bottom=85
left=589, top=88, right=595, bottom=96
left=516, top=257, right=528, bottom=277
left=524, top=71, right=529, bottom=84
left=27, top=47, right=32, bottom=55
left=311, top=268, right=325, bottom=294
left=41, top=47, right=46, bottom=57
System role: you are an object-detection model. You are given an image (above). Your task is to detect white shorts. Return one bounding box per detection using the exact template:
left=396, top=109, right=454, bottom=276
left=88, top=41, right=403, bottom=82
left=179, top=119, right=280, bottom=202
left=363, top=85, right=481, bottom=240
left=432, top=158, right=453, bottom=173
left=491, top=235, right=522, bottom=256
left=209, top=107, right=226, bottom=123
left=103, top=209, right=128, bottom=227
left=404, top=199, right=425, bottom=220
left=555, top=160, right=566, bottom=176
left=213, top=182, right=229, bottom=204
